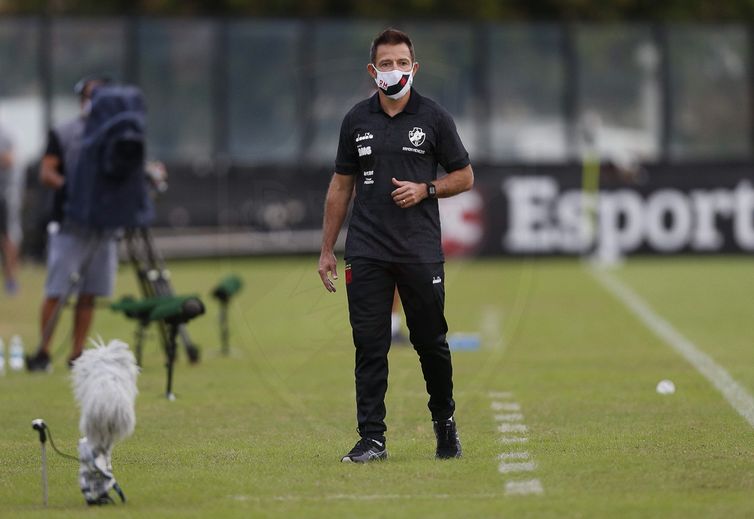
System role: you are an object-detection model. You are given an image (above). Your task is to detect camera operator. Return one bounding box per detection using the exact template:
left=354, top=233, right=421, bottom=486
left=26, top=76, right=118, bottom=371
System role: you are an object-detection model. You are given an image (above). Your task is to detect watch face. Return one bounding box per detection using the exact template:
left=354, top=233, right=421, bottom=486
left=428, top=184, right=436, bottom=197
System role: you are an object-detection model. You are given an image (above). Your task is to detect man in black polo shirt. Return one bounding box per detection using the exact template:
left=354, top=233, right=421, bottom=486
left=318, top=28, right=474, bottom=463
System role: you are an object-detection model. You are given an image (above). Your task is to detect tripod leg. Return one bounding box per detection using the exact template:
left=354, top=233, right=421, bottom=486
left=178, top=325, right=200, bottom=363
left=37, top=293, right=70, bottom=356
left=165, top=324, right=178, bottom=401
left=134, top=320, right=147, bottom=367
left=220, top=302, right=229, bottom=356
left=34, top=232, right=104, bottom=358
left=127, top=229, right=170, bottom=358
left=126, top=229, right=155, bottom=299
left=140, top=227, right=200, bottom=363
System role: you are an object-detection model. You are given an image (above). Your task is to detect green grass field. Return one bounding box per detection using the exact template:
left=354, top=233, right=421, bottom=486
left=1, top=256, right=754, bottom=518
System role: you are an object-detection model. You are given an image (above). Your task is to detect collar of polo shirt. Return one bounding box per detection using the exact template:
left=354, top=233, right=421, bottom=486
left=369, top=88, right=422, bottom=115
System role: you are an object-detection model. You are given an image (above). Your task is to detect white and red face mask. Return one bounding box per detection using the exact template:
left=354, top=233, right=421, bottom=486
left=371, top=65, right=414, bottom=100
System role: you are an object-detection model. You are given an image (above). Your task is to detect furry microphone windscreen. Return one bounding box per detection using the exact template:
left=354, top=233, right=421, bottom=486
left=71, top=339, right=139, bottom=453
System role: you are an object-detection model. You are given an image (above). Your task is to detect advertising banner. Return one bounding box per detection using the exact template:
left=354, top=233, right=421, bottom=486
left=460, top=163, right=754, bottom=257
left=146, top=162, right=754, bottom=257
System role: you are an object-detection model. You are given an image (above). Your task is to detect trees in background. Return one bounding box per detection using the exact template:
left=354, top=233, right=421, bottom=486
left=2, top=0, right=754, bottom=20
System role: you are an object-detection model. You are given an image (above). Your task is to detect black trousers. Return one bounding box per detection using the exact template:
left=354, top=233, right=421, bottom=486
left=345, top=257, right=455, bottom=439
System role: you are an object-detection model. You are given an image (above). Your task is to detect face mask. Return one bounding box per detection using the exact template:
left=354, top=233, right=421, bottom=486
left=371, top=65, right=414, bottom=100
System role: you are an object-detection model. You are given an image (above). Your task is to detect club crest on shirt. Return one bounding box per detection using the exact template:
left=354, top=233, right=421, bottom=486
left=408, top=127, right=425, bottom=147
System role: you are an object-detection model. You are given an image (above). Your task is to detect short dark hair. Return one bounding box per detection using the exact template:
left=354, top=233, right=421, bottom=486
left=74, top=74, right=113, bottom=99
left=370, top=28, right=415, bottom=64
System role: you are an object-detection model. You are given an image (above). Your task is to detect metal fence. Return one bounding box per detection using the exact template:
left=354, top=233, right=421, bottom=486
left=0, top=18, right=752, bottom=170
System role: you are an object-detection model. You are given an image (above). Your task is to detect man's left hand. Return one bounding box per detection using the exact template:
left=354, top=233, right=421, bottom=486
left=391, top=178, right=427, bottom=209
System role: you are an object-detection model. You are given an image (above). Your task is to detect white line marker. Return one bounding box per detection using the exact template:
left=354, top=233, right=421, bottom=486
left=230, top=493, right=506, bottom=503
left=499, top=437, right=529, bottom=444
left=592, top=268, right=754, bottom=429
left=488, top=393, right=544, bottom=496
left=498, top=423, right=528, bottom=433
left=505, top=479, right=544, bottom=496
left=498, top=452, right=529, bottom=460
left=481, top=305, right=504, bottom=350
left=494, top=413, right=524, bottom=422
left=498, top=461, right=537, bottom=474
left=491, top=401, right=520, bottom=411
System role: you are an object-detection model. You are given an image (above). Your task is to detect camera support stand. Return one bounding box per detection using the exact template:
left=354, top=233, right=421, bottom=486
left=123, top=227, right=200, bottom=365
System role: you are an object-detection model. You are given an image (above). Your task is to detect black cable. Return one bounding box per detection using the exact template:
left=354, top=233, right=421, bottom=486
left=50, top=319, right=73, bottom=362
left=113, top=482, right=127, bottom=503
left=39, top=423, right=127, bottom=504
left=44, top=424, right=79, bottom=462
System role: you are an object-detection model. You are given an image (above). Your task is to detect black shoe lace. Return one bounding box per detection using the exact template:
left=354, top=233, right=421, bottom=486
left=349, top=438, right=369, bottom=456
left=353, top=437, right=382, bottom=455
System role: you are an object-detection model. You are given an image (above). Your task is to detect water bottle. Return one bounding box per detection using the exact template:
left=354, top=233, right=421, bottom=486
left=9, top=335, right=25, bottom=371
left=0, top=338, right=5, bottom=375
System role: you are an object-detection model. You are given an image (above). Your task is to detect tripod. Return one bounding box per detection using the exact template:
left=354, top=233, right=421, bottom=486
left=111, top=293, right=204, bottom=399
left=123, top=227, right=200, bottom=365
left=29, top=226, right=200, bottom=369
left=211, top=275, right=243, bottom=356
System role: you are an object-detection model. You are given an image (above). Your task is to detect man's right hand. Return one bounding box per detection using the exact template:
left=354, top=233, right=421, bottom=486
left=40, top=155, right=65, bottom=189
left=318, top=250, right=339, bottom=293
left=46, top=173, right=65, bottom=190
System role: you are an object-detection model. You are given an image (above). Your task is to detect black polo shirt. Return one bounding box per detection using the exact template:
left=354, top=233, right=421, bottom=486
left=335, top=89, right=470, bottom=263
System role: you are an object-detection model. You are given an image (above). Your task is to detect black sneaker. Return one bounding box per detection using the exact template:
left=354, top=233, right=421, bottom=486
left=341, top=437, right=387, bottom=463
left=434, top=417, right=462, bottom=459
left=26, top=351, right=52, bottom=373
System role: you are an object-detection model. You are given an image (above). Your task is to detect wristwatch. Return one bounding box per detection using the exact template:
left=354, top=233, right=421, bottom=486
left=425, top=182, right=437, bottom=199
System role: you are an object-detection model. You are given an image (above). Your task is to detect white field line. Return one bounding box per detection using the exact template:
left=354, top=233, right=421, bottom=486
left=499, top=437, right=529, bottom=444
left=481, top=305, right=504, bottom=349
left=505, top=479, right=544, bottom=496
left=491, top=401, right=518, bottom=411
left=498, top=452, right=530, bottom=460
left=591, top=268, right=754, bottom=429
left=489, top=393, right=544, bottom=496
left=498, top=461, right=537, bottom=474
left=494, top=413, right=524, bottom=422
left=498, top=423, right=528, bottom=434
left=230, top=493, right=506, bottom=503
